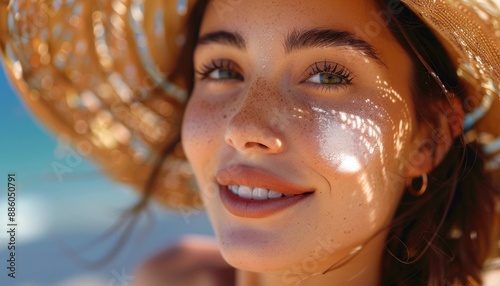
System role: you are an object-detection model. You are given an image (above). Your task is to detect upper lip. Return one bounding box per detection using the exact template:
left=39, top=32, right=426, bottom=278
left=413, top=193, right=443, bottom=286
left=216, top=165, right=314, bottom=195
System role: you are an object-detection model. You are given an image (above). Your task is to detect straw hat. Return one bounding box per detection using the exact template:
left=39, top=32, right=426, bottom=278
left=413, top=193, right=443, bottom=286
left=0, top=0, right=498, bottom=212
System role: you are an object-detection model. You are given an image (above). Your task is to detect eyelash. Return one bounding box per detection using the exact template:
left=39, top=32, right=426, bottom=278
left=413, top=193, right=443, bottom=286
left=195, top=59, right=242, bottom=81
left=303, top=60, right=355, bottom=92
left=194, top=59, right=355, bottom=92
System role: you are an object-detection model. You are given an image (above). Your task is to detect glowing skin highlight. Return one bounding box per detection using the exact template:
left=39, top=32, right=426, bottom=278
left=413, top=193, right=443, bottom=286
left=182, top=0, right=429, bottom=285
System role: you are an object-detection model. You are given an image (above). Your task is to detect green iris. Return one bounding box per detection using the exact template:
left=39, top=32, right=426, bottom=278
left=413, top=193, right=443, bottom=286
left=213, top=69, right=242, bottom=80
left=319, top=73, right=342, bottom=84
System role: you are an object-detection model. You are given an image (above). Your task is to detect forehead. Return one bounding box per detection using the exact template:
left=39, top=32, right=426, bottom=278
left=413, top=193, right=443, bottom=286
left=201, top=0, right=383, bottom=36
left=199, top=0, right=402, bottom=62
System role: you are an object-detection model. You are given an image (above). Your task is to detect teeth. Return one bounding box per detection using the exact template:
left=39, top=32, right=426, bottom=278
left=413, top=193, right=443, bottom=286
left=268, top=190, right=283, bottom=199
left=229, top=185, right=238, bottom=195
left=238, top=185, right=253, bottom=199
left=227, top=185, right=295, bottom=200
left=252, top=188, right=268, bottom=200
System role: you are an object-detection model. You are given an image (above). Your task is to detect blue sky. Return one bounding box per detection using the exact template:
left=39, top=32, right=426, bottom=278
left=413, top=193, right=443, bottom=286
left=0, top=74, right=56, bottom=176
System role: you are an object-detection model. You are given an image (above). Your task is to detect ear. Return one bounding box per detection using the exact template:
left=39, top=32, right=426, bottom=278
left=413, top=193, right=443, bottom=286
left=405, top=95, right=464, bottom=177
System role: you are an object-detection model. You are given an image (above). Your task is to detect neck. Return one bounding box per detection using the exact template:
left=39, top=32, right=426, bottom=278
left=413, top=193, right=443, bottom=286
left=235, top=232, right=387, bottom=286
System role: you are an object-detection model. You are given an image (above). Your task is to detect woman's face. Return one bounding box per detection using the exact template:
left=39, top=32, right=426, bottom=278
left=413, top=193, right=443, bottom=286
left=183, top=0, right=421, bottom=274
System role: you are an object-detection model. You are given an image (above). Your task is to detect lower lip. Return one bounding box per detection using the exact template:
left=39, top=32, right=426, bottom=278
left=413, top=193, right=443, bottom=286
left=219, top=186, right=313, bottom=218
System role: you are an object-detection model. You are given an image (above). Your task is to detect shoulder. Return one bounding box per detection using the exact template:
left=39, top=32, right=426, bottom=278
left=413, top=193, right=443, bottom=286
left=134, top=235, right=235, bottom=286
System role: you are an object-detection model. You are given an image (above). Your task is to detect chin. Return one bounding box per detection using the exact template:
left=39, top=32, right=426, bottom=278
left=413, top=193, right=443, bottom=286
left=219, top=246, right=293, bottom=273
left=213, top=226, right=321, bottom=274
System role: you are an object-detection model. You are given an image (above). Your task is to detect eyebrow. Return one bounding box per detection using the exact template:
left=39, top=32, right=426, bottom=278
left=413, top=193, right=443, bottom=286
left=285, top=29, right=383, bottom=64
left=197, top=28, right=384, bottom=66
left=197, top=31, right=246, bottom=49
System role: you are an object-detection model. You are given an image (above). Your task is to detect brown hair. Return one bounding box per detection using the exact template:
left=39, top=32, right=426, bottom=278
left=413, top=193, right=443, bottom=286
left=374, top=0, right=499, bottom=284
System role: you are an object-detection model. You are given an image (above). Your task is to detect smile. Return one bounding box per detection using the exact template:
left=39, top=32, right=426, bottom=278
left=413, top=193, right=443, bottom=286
left=228, top=185, right=299, bottom=200
left=216, top=165, right=314, bottom=218
left=219, top=185, right=313, bottom=218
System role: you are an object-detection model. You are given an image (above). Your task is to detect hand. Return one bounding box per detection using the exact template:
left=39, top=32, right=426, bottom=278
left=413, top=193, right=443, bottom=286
left=134, top=235, right=235, bottom=286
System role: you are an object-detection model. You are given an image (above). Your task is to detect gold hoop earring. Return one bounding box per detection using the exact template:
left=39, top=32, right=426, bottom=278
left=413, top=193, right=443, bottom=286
left=407, top=174, right=428, bottom=196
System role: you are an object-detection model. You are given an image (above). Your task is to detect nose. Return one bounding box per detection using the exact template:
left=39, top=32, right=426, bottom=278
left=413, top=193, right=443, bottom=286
left=224, top=80, right=286, bottom=155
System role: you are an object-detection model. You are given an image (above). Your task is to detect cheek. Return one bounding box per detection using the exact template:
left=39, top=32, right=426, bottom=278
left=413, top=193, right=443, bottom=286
left=312, top=101, right=413, bottom=176
left=182, top=95, right=226, bottom=176
left=305, top=91, right=414, bottom=228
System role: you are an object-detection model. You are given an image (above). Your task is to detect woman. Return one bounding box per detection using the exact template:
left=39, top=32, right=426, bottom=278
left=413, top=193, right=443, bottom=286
left=1, top=0, right=499, bottom=285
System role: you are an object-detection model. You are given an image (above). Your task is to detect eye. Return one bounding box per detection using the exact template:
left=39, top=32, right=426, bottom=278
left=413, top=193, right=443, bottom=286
left=195, top=59, right=243, bottom=81
left=207, top=69, right=243, bottom=80
left=302, top=61, right=355, bottom=92
left=307, top=73, right=343, bottom=84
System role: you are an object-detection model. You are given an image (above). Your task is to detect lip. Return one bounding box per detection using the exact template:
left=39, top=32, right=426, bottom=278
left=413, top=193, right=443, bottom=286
left=219, top=185, right=313, bottom=218
left=216, top=165, right=313, bottom=195
left=216, top=165, right=314, bottom=218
